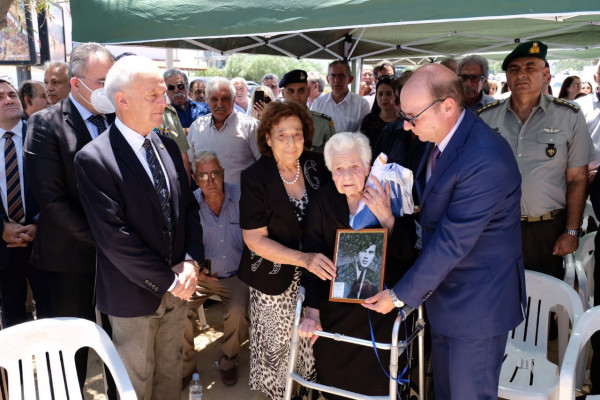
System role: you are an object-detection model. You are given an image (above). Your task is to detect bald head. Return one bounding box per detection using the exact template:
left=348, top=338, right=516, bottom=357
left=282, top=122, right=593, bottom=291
left=400, top=64, right=464, bottom=144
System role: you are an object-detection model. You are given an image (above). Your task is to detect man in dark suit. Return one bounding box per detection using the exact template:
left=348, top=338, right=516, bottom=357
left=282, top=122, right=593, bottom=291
left=364, top=64, right=526, bottom=400
left=0, top=79, right=51, bottom=327
left=24, top=42, right=115, bottom=386
left=74, top=55, right=203, bottom=399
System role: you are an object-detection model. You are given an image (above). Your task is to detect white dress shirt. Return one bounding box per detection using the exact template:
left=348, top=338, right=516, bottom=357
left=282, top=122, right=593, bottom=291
left=310, top=90, right=370, bottom=132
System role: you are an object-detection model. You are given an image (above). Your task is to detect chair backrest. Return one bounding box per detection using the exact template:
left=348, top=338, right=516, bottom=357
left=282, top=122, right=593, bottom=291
left=559, top=306, right=600, bottom=400
left=509, top=271, right=584, bottom=356
left=576, top=231, right=596, bottom=304
left=0, top=317, right=136, bottom=400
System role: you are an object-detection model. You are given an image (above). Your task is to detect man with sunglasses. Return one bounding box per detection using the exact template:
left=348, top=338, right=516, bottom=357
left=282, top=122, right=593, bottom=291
left=163, top=68, right=210, bottom=131
left=280, top=69, right=335, bottom=152
left=364, top=63, right=526, bottom=400
left=457, top=55, right=495, bottom=112
left=182, top=150, right=249, bottom=386
left=24, top=42, right=116, bottom=390
left=479, top=41, right=594, bottom=282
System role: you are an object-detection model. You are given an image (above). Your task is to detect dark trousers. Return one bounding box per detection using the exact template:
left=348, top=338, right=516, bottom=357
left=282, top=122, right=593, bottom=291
left=45, top=270, right=96, bottom=390
left=520, top=211, right=566, bottom=279
left=0, top=246, right=52, bottom=327
left=590, top=232, right=600, bottom=393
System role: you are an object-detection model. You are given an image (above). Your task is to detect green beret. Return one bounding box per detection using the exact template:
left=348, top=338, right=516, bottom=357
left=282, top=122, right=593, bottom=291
left=502, top=41, right=548, bottom=71
left=279, top=69, right=308, bottom=88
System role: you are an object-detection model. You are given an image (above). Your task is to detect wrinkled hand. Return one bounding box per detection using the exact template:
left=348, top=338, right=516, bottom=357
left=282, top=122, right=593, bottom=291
left=3, top=222, right=29, bottom=247
left=552, top=233, right=578, bottom=256
left=302, top=252, right=336, bottom=280
left=198, top=267, right=218, bottom=282
left=363, top=176, right=395, bottom=230
left=170, top=261, right=199, bottom=300
left=298, top=308, right=322, bottom=345
left=362, top=290, right=395, bottom=314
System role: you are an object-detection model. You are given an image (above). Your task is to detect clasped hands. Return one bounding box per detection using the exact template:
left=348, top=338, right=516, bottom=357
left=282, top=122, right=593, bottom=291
left=2, top=222, right=36, bottom=248
left=169, top=260, right=199, bottom=300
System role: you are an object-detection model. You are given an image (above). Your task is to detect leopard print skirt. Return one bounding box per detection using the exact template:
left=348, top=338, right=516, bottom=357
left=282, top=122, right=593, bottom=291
left=249, top=268, right=317, bottom=400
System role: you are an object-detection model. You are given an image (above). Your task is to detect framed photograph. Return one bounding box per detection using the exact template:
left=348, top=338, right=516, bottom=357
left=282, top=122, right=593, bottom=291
left=329, top=228, right=388, bottom=303
left=0, top=0, right=36, bottom=64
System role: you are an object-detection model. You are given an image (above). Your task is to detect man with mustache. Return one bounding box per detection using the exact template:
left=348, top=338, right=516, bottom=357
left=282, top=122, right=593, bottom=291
left=479, top=41, right=595, bottom=281
left=163, top=68, right=210, bottom=132
left=187, top=78, right=260, bottom=184
left=457, top=55, right=495, bottom=112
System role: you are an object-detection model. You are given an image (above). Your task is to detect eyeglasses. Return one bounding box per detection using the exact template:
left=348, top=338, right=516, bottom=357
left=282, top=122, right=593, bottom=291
left=79, top=76, right=105, bottom=87
left=196, top=169, right=224, bottom=182
left=167, top=83, right=186, bottom=91
left=398, top=98, right=446, bottom=127
left=458, top=74, right=485, bottom=83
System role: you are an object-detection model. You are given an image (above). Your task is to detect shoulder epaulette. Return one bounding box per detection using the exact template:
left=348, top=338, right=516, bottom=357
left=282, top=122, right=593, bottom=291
left=476, top=100, right=501, bottom=115
left=312, top=110, right=332, bottom=121
left=553, top=97, right=580, bottom=113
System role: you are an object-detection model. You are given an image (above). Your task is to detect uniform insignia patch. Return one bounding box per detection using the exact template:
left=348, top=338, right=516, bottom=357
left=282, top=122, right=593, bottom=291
left=476, top=100, right=501, bottom=115
left=553, top=97, right=580, bottom=113
left=546, top=144, right=556, bottom=158
left=530, top=42, right=540, bottom=54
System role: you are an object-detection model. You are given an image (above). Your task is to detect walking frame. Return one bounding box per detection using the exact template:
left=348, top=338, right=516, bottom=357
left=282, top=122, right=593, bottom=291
left=284, top=286, right=426, bottom=400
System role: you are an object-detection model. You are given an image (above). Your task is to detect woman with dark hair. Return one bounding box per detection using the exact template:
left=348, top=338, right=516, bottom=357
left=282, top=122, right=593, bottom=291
left=238, top=101, right=335, bottom=399
left=359, top=76, right=399, bottom=145
left=298, top=131, right=418, bottom=398
left=559, top=75, right=582, bottom=100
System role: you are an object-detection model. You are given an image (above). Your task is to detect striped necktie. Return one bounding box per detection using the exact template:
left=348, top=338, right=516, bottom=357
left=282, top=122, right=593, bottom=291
left=142, top=139, right=174, bottom=255
left=88, top=114, right=107, bottom=135
left=3, top=132, right=24, bottom=222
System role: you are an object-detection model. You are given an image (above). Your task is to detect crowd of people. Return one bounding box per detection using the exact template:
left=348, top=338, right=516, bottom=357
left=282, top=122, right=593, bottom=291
left=1, top=39, right=600, bottom=400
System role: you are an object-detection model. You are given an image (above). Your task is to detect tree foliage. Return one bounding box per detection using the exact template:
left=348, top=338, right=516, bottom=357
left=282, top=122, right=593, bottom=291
left=224, top=54, right=327, bottom=82
left=194, top=67, right=225, bottom=78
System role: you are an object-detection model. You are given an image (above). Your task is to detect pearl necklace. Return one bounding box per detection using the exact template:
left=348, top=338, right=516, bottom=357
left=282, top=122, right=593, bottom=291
left=279, top=159, right=300, bottom=185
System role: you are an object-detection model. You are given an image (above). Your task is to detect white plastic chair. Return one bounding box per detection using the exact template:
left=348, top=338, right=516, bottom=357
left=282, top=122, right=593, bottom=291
left=582, top=199, right=598, bottom=233
left=498, top=270, right=584, bottom=400
left=559, top=306, right=600, bottom=400
left=0, top=317, right=136, bottom=400
left=574, top=231, right=596, bottom=310
left=197, top=294, right=223, bottom=329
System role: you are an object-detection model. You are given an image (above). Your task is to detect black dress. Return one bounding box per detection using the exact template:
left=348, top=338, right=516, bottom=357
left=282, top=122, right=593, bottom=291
left=359, top=112, right=389, bottom=145
left=302, top=182, right=418, bottom=398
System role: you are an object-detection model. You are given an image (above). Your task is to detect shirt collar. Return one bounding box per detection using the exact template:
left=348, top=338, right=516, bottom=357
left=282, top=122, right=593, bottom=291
left=0, top=119, right=23, bottom=138
left=69, top=93, right=95, bottom=122
left=210, top=110, right=236, bottom=128
left=437, top=109, right=465, bottom=152
left=115, top=118, right=152, bottom=152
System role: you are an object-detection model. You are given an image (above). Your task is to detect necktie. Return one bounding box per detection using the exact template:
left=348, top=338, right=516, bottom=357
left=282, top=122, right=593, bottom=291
left=3, top=132, right=24, bottom=223
left=88, top=114, right=107, bottom=134
left=142, top=139, right=174, bottom=253
left=431, top=146, right=441, bottom=173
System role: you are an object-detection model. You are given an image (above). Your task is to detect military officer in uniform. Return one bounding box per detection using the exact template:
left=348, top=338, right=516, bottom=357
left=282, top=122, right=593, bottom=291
left=279, top=69, right=335, bottom=152
left=479, top=40, right=595, bottom=279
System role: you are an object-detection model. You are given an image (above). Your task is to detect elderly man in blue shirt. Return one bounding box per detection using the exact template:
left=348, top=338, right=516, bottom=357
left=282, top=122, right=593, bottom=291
left=182, top=150, right=249, bottom=387
left=163, top=68, right=210, bottom=132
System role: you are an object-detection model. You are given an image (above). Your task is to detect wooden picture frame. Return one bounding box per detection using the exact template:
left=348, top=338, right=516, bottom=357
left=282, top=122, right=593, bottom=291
left=329, top=228, right=388, bottom=303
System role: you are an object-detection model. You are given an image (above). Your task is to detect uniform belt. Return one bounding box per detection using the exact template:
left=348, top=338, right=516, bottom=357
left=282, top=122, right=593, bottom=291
left=520, top=209, right=564, bottom=222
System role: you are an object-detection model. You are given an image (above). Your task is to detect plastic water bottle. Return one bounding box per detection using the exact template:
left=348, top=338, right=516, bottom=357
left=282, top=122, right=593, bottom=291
left=189, top=373, right=202, bottom=400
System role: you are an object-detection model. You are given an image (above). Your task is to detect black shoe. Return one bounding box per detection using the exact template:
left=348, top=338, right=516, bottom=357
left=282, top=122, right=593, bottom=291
left=219, top=365, right=238, bottom=386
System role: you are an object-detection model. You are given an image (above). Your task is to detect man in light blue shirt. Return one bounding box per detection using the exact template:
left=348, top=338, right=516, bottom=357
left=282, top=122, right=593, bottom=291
left=182, top=150, right=249, bottom=387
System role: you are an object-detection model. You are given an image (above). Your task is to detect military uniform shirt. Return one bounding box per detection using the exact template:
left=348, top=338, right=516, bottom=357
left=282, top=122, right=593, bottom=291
left=479, top=94, right=595, bottom=217
left=310, top=110, right=335, bottom=152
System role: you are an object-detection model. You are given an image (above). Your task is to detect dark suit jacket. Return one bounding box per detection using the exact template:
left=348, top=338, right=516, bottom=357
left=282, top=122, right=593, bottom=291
left=74, top=125, right=204, bottom=317
left=0, top=121, right=39, bottom=268
left=392, top=109, right=526, bottom=340
left=24, top=98, right=115, bottom=273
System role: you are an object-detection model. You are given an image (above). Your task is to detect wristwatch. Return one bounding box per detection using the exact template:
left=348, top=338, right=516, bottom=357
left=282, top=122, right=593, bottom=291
left=565, top=228, right=583, bottom=237
left=388, top=289, right=405, bottom=308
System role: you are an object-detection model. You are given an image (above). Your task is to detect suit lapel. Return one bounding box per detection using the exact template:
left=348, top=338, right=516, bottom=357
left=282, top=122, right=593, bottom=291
left=151, top=133, right=180, bottom=223
left=110, top=126, right=163, bottom=217
left=63, top=99, right=93, bottom=151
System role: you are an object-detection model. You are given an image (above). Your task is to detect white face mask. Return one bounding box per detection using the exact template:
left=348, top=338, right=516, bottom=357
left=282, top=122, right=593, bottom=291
left=78, top=78, right=115, bottom=114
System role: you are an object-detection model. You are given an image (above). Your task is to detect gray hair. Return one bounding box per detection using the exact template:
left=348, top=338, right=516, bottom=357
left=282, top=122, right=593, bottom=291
left=307, top=71, right=325, bottom=92
left=261, top=73, right=279, bottom=83
left=231, top=77, right=248, bottom=88
left=69, top=43, right=114, bottom=80
left=105, top=56, right=162, bottom=107
left=458, top=55, right=489, bottom=77
left=328, top=60, right=352, bottom=77
left=163, top=68, right=188, bottom=87
left=207, top=77, right=235, bottom=100
left=18, top=80, right=43, bottom=108
left=44, top=60, right=68, bottom=73
left=190, top=78, right=206, bottom=90
left=323, top=132, right=371, bottom=172
left=192, top=150, right=221, bottom=172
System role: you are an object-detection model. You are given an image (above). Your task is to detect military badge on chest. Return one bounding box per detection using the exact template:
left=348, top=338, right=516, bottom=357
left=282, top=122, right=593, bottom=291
left=543, top=126, right=560, bottom=159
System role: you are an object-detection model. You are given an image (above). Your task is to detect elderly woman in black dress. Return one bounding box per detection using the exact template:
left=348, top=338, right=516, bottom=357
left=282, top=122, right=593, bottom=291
left=298, top=131, right=418, bottom=398
left=238, top=101, right=336, bottom=399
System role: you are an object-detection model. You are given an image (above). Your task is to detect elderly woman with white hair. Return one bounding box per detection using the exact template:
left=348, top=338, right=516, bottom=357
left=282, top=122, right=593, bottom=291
left=299, top=131, right=418, bottom=398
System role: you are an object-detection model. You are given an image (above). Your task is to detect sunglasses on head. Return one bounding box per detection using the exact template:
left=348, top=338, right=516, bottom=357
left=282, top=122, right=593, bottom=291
left=167, top=83, right=186, bottom=91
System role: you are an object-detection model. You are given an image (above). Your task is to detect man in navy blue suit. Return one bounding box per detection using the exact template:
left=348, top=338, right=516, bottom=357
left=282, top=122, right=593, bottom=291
left=364, top=64, right=526, bottom=400
left=75, top=56, right=203, bottom=399
left=0, top=79, right=51, bottom=327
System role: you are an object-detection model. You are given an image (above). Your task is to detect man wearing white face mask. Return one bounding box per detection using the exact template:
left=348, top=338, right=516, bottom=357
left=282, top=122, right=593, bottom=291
left=24, top=42, right=116, bottom=390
